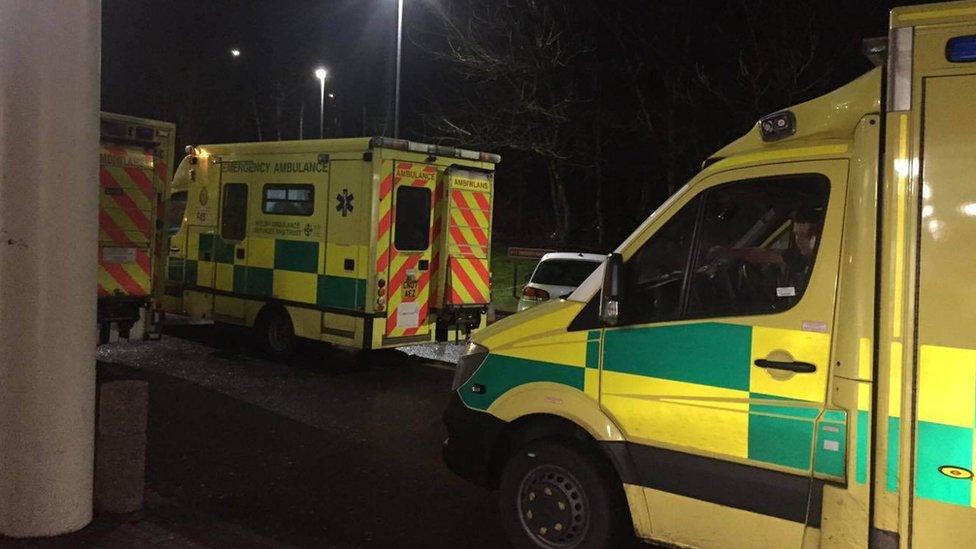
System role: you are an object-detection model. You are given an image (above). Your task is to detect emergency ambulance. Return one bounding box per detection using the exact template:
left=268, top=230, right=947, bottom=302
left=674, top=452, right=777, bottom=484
left=98, top=112, right=175, bottom=343
left=443, top=3, right=976, bottom=547
left=159, top=137, right=498, bottom=355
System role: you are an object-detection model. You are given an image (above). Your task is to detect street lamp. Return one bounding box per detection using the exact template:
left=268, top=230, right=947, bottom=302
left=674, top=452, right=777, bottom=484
left=314, top=67, right=328, bottom=139
left=230, top=48, right=241, bottom=58
left=394, top=0, right=403, bottom=138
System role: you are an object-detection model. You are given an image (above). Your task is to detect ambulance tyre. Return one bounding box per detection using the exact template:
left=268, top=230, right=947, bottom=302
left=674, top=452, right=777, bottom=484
left=256, top=306, right=295, bottom=359
left=499, top=438, right=630, bottom=549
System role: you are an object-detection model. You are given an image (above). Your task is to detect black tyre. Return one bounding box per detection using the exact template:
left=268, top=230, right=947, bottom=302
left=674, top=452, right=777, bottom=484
left=256, top=307, right=295, bottom=359
left=499, top=438, right=630, bottom=549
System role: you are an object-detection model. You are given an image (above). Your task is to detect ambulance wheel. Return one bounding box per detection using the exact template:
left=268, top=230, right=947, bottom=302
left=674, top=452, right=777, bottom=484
left=499, top=438, right=630, bottom=549
left=256, top=307, right=295, bottom=359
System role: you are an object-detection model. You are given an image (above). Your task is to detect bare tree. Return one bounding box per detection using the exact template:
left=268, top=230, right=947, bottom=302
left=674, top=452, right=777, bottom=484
left=416, top=0, right=594, bottom=243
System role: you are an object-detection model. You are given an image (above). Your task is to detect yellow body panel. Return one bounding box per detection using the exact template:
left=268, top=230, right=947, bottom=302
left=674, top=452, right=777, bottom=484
left=642, top=488, right=804, bottom=549
left=602, top=372, right=749, bottom=457
left=488, top=382, right=624, bottom=443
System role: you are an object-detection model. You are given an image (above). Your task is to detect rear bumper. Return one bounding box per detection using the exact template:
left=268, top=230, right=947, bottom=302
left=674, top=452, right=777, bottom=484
left=97, top=296, right=148, bottom=323
left=442, top=393, right=506, bottom=488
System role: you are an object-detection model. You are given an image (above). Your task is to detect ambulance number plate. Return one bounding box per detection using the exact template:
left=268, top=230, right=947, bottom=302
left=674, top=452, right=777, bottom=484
left=102, top=247, right=137, bottom=264
left=403, top=278, right=418, bottom=299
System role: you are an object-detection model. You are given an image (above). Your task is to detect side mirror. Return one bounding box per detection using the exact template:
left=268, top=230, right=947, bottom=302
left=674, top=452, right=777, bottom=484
left=600, top=252, right=623, bottom=326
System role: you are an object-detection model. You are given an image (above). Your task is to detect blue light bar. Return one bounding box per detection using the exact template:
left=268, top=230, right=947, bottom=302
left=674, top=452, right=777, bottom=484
left=946, top=35, right=976, bottom=62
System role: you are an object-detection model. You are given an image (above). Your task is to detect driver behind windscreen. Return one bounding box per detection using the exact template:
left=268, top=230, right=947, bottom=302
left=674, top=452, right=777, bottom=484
left=713, top=206, right=822, bottom=307
left=777, top=207, right=820, bottom=293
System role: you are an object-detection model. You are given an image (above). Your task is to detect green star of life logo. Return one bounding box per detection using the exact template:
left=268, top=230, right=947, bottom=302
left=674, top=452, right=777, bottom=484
left=336, top=189, right=354, bottom=217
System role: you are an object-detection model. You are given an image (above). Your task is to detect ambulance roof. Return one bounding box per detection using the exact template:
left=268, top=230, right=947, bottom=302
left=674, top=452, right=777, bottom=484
left=704, top=67, right=881, bottom=172
left=196, top=136, right=500, bottom=164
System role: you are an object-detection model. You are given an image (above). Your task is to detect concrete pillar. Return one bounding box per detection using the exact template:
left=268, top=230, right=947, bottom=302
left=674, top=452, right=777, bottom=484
left=0, top=0, right=101, bottom=538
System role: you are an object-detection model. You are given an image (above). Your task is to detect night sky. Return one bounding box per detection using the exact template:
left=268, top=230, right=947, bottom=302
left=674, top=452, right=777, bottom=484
left=102, top=0, right=414, bottom=144
left=101, top=0, right=940, bottom=248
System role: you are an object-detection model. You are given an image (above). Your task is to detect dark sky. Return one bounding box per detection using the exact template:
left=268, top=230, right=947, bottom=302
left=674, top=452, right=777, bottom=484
left=101, top=0, right=943, bottom=247
left=102, top=0, right=428, bottom=145
left=100, top=0, right=924, bottom=148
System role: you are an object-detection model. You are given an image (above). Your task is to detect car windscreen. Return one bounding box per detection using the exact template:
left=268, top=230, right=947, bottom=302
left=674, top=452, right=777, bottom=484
left=531, top=259, right=601, bottom=287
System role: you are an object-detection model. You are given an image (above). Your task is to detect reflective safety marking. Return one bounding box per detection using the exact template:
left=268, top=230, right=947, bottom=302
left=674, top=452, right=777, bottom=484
left=893, top=114, right=909, bottom=338
left=887, top=341, right=903, bottom=491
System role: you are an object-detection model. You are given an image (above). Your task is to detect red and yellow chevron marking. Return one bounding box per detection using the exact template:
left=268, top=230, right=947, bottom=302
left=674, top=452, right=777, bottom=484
left=98, top=248, right=152, bottom=297
left=429, top=179, right=446, bottom=307
left=98, top=145, right=157, bottom=299
left=447, top=256, right=489, bottom=305
left=384, top=161, right=438, bottom=337
left=445, top=187, right=490, bottom=305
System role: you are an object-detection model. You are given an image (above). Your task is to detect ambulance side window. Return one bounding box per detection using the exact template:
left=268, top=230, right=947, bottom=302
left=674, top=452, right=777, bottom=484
left=394, top=186, right=432, bottom=250
left=622, top=195, right=701, bottom=325
left=685, top=175, right=829, bottom=316
left=262, top=184, right=314, bottom=216
left=221, top=183, right=248, bottom=241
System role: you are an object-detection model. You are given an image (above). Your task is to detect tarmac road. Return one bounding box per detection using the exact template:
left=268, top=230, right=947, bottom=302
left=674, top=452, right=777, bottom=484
left=91, top=326, right=507, bottom=548
left=3, top=325, right=648, bottom=548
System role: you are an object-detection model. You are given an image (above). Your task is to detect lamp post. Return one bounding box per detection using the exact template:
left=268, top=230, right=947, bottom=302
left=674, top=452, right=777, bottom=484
left=394, top=0, right=403, bottom=138
left=314, top=67, right=327, bottom=139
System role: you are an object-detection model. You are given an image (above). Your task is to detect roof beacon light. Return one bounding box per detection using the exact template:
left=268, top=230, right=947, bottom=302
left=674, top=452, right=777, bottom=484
left=947, top=35, right=976, bottom=63
left=759, top=110, right=796, bottom=142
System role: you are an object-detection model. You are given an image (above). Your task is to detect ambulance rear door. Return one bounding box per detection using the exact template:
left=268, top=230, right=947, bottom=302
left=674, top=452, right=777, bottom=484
left=98, top=143, right=157, bottom=301
left=381, top=160, right=437, bottom=341
left=442, top=167, right=492, bottom=309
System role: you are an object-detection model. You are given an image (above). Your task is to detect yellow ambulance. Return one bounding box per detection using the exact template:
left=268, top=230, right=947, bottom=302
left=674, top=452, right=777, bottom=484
left=159, top=137, right=498, bottom=355
left=443, top=3, right=976, bottom=547
left=98, top=112, right=175, bottom=343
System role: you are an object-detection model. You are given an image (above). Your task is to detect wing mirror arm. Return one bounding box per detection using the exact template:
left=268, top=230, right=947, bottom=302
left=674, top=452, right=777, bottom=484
left=599, top=252, right=623, bottom=326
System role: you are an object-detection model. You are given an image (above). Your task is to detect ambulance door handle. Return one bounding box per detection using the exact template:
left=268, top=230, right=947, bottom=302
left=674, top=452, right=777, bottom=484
left=754, top=359, right=816, bottom=374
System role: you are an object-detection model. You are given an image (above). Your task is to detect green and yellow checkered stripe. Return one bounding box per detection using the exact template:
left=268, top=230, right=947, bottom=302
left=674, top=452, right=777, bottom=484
left=461, top=321, right=848, bottom=479
left=913, top=344, right=976, bottom=508
left=183, top=233, right=366, bottom=310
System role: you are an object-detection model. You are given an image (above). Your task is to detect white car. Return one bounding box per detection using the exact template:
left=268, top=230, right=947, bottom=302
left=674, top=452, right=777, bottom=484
left=517, top=252, right=604, bottom=312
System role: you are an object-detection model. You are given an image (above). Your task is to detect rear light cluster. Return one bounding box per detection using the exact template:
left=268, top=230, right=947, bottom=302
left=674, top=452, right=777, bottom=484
left=376, top=279, right=387, bottom=311
left=522, top=286, right=550, bottom=301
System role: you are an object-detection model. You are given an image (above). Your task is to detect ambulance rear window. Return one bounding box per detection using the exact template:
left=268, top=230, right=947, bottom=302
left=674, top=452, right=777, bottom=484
left=394, top=186, right=432, bottom=251
left=262, top=184, right=314, bottom=216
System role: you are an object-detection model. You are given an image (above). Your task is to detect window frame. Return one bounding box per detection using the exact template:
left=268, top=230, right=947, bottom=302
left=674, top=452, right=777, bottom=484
left=261, top=183, right=315, bottom=216
left=220, top=183, right=249, bottom=241
left=166, top=190, right=188, bottom=236
left=392, top=185, right=433, bottom=251
left=618, top=172, right=831, bottom=327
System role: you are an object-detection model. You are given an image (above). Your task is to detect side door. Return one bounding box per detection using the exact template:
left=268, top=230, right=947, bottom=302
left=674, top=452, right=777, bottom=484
left=159, top=189, right=188, bottom=313
left=599, top=160, right=848, bottom=547
left=212, top=179, right=249, bottom=322
left=909, top=26, right=976, bottom=548
left=383, top=160, right=436, bottom=341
